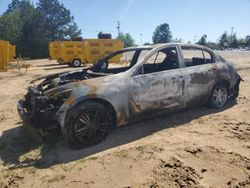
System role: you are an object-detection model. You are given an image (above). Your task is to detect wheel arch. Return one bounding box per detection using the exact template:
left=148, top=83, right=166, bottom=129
left=216, top=78, right=230, bottom=91
left=62, top=97, right=118, bottom=129
left=71, top=58, right=82, bottom=63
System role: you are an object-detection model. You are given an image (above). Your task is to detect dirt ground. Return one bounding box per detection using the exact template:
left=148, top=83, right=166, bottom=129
left=0, top=51, right=250, bottom=188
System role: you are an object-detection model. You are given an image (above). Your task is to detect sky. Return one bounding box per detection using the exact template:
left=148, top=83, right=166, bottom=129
left=0, top=0, right=250, bottom=44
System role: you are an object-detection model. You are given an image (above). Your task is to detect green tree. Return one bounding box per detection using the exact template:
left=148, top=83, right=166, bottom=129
left=230, top=33, right=238, bottom=48
left=117, top=33, right=135, bottom=47
left=219, top=31, right=229, bottom=48
left=171, top=38, right=183, bottom=43
left=36, top=0, right=81, bottom=41
left=206, top=42, right=220, bottom=50
left=196, top=34, right=207, bottom=46
left=152, top=23, right=172, bottom=44
left=0, top=0, right=36, bottom=57
left=237, top=38, right=246, bottom=48
left=143, top=42, right=151, bottom=46
left=6, top=0, right=21, bottom=13
left=246, top=35, right=250, bottom=47
left=0, top=0, right=82, bottom=58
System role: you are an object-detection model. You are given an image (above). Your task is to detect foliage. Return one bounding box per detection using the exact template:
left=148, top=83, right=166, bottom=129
left=237, top=38, right=247, bottom=48
left=230, top=33, right=238, bottom=48
left=143, top=42, right=151, bottom=46
left=0, top=0, right=81, bottom=58
left=219, top=31, right=230, bottom=48
left=36, top=0, right=81, bottom=41
left=246, top=36, right=250, bottom=47
left=171, top=38, right=183, bottom=43
left=196, top=35, right=207, bottom=46
left=152, top=23, right=172, bottom=44
left=206, top=42, right=220, bottom=50
left=117, top=32, right=136, bottom=47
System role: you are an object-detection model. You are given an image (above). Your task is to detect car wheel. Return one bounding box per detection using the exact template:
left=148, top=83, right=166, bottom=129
left=64, top=101, right=112, bottom=149
left=71, top=59, right=81, bottom=67
left=209, top=83, right=228, bottom=108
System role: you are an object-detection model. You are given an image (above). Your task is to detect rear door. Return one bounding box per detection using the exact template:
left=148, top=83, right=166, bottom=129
left=129, top=46, right=185, bottom=117
left=180, top=46, right=217, bottom=107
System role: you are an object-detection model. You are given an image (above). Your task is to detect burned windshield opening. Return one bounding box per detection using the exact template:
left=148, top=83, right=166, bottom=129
left=91, top=48, right=151, bottom=74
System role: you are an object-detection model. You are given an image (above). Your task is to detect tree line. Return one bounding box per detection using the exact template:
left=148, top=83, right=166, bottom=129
left=147, top=23, right=250, bottom=50
left=109, top=23, right=250, bottom=50
left=1, top=0, right=250, bottom=59
left=0, top=0, right=81, bottom=59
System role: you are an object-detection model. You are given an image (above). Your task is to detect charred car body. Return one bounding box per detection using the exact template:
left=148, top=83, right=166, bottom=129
left=18, top=44, right=241, bottom=148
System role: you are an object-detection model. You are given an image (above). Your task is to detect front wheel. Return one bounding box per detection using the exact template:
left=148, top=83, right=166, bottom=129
left=63, top=102, right=112, bottom=148
left=209, top=83, right=228, bottom=108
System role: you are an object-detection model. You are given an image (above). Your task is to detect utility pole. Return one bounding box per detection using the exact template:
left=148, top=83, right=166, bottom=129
left=140, top=33, right=143, bottom=45
left=116, top=21, right=121, bottom=37
left=230, top=26, right=234, bottom=47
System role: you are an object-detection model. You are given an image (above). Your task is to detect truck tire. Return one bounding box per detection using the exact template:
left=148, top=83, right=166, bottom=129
left=63, top=101, right=112, bottom=149
left=209, top=83, right=228, bottom=108
left=71, top=59, right=81, bottom=67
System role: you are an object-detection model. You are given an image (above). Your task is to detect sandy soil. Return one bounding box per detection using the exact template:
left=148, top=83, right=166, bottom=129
left=0, top=51, right=250, bottom=188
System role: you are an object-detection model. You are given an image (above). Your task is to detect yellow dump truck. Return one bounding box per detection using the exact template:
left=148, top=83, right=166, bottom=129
left=49, top=39, right=124, bottom=67
left=0, top=40, right=16, bottom=71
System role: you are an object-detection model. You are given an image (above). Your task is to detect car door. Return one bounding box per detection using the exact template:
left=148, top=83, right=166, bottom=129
left=129, top=46, right=185, bottom=118
left=180, top=46, right=217, bottom=107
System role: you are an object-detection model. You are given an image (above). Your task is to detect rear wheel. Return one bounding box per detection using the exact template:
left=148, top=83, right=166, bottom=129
left=209, top=83, right=228, bottom=108
left=71, top=59, right=81, bottom=67
left=64, top=101, right=112, bottom=148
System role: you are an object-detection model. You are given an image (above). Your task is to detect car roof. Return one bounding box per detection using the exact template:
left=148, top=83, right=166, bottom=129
left=122, top=43, right=213, bottom=52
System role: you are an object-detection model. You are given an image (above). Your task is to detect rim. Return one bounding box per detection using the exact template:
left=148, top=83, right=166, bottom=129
left=212, top=86, right=227, bottom=108
left=73, top=60, right=81, bottom=66
left=74, top=109, right=109, bottom=143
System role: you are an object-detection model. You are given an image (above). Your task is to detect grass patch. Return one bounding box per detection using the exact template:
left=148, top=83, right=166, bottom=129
left=78, top=156, right=98, bottom=164
left=2, top=170, right=11, bottom=178
left=47, top=174, right=66, bottom=183
left=113, top=150, right=129, bottom=158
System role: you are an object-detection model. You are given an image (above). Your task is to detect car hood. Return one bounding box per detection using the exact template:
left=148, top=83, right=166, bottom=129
left=43, top=72, right=127, bottom=98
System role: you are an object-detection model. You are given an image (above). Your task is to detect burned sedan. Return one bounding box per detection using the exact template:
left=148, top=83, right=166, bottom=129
left=17, top=44, right=241, bottom=148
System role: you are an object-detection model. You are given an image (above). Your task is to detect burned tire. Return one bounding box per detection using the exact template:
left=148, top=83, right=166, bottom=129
left=63, top=101, right=112, bottom=149
left=209, top=83, right=228, bottom=108
left=71, top=59, right=81, bottom=67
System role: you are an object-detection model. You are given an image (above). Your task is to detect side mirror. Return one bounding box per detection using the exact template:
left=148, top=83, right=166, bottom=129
left=101, top=61, right=108, bottom=70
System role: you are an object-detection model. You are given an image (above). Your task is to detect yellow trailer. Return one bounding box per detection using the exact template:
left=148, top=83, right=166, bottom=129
left=9, top=45, right=16, bottom=61
left=0, top=41, right=16, bottom=71
left=50, top=39, right=124, bottom=67
left=49, top=41, right=60, bottom=60
left=0, top=40, right=10, bottom=71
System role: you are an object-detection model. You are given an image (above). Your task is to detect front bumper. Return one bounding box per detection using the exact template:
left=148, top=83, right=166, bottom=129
left=17, top=100, right=32, bottom=124
left=17, top=99, right=58, bottom=129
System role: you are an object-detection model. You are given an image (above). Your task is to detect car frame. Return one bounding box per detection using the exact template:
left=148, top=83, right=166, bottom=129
left=17, top=43, right=241, bottom=148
